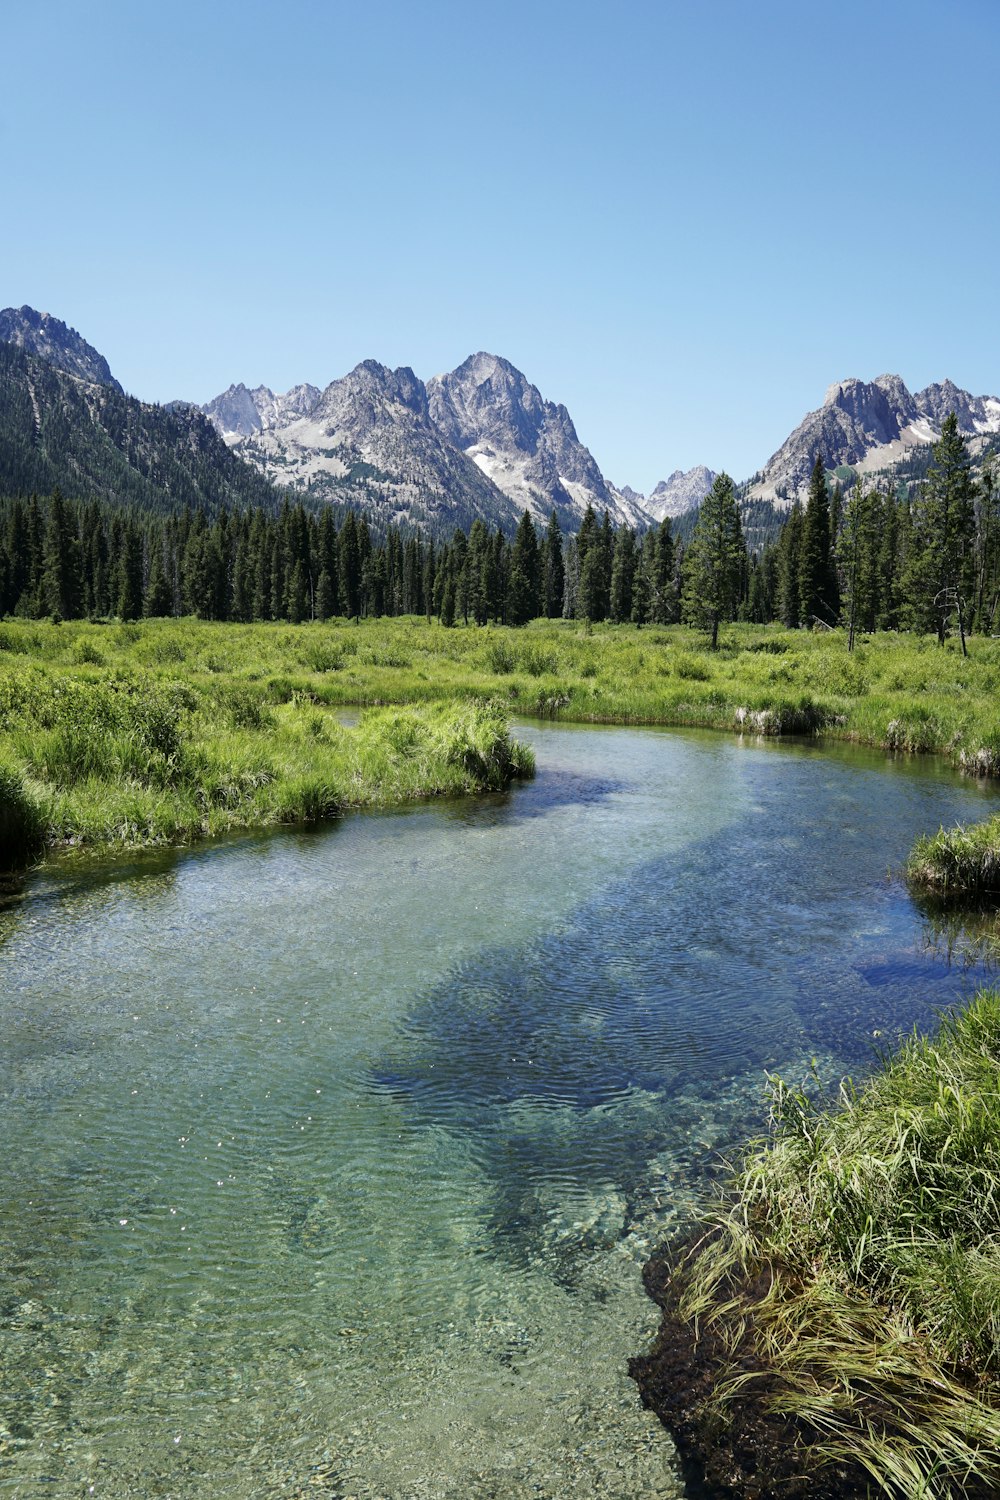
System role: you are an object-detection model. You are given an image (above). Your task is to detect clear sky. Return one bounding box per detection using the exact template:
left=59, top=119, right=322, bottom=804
left=4, top=0, right=998, bottom=491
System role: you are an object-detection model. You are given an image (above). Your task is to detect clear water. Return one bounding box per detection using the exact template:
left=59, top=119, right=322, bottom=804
left=0, top=723, right=995, bottom=1499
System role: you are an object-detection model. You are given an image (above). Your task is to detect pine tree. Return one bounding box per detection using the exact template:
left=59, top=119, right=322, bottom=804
left=338, top=511, right=361, bottom=620
left=902, top=414, right=976, bottom=647
left=144, top=542, right=174, bottom=617
left=681, top=473, right=744, bottom=648
left=839, top=479, right=881, bottom=647
left=507, top=510, right=541, bottom=626
left=42, top=488, right=82, bottom=619
left=541, top=511, right=564, bottom=618
left=609, top=526, right=636, bottom=623
left=799, top=457, right=839, bottom=625
left=776, top=502, right=804, bottom=627
left=648, top=518, right=677, bottom=624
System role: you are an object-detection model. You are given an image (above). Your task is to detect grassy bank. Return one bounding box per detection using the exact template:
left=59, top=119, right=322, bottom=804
left=3, top=613, right=1000, bottom=864
left=0, top=639, right=534, bottom=866
left=907, top=816, right=1000, bottom=905
left=634, top=992, right=1000, bottom=1499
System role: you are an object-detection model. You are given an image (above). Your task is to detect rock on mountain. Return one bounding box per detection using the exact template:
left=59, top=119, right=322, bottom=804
left=205, top=352, right=653, bottom=534
left=749, top=375, right=1000, bottom=506
left=0, top=305, right=123, bottom=392
left=206, top=360, right=523, bottom=535
left=426, top=352, right=644, bottom=528
left=644, top=467, right=718, bottom=521
left=202, top=381, right=321, bottom=440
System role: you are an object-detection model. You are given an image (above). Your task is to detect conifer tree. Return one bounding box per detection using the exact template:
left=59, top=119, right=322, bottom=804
left=776, top=502, right=804, bottom=627
left=609, top=526, right=636, bottom=623
left=799, top=457, right=839, bottom=625
left=144, top=542, right=174, bottom=617
left=338, top=511, right=361, bottom=620
left=42, top=488, right=82, bottom=619
left=507, top=510, right=541, bottom=625
left=541, top=511, right=564, bottom=618
left=681, top=472, right=743, bottom=648
left=901, top=414, right=976, bottom=647
left=648, top=518, right=677, bottom=623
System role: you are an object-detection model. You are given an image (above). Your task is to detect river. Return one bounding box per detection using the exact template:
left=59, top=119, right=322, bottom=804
left=0, top=722, right=993, bottom=1498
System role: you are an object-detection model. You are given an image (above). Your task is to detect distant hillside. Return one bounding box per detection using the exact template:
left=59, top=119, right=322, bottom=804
left=0, top=305, right=123, bottom=392
left=0, top=340, right=284, bottom=515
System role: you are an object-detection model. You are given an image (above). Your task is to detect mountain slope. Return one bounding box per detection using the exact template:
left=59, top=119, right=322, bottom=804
left=205, top=352, right=654, bottom=533
left=426, top=352, right=645, bottom=528
left=749, top=375, right=1000, bottom=505
left=208, top=361, right=523, bottom=534
left=0, top=306, right=123, bottom=393
left=0, top=340, right=282, bottom=515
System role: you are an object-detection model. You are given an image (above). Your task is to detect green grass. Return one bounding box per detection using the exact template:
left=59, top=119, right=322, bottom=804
left=0, top=630, right=534, bottom=866
left=3, top=614, right=1000, bottom=866
left=907, top=817, right=1000, bottom=906
left=668, top=991, right=1000, bottom=1499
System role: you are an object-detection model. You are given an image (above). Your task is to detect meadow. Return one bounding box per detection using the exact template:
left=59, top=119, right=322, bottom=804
left=3, top=613, right=1000, bottom=867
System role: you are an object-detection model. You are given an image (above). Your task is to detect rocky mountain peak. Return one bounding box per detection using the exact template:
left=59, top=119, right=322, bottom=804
left=426, top=353, right=627, bottom=526
left=645, top=466, right=718, bottom=521
left=751, top=371, right=1000, bottom=506
left=0, top=305, right=123, bottom=392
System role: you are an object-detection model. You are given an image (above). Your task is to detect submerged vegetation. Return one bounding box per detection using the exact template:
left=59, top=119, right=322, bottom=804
left=633, top=992, right=1000, bottom=1499
left=3, top=613, right=1000, bottom=867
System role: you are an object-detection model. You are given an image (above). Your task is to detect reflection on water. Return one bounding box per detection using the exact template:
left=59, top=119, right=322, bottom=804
left=0, top=723, right=995, bottom=1498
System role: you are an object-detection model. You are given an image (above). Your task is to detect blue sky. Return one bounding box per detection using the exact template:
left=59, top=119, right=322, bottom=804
left=4, top=0, right=998, bottom=490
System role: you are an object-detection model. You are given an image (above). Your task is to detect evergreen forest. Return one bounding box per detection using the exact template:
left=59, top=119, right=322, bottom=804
left=2, top=416, right=997, bottom=649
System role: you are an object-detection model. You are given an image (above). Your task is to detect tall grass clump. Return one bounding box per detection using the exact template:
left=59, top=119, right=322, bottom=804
left=907, top=816, right=1000, bottom=905
left=0, top=761, right=46, bottom=870
left=435, top=699, right=535, bottom=790
left=645, top=992, right=1000, bottom=1498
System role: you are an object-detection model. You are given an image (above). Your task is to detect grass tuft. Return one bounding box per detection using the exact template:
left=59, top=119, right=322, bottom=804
left=660, top=991, right=1000, bottom=1498
left=907, top=817, right=1000, bottom=905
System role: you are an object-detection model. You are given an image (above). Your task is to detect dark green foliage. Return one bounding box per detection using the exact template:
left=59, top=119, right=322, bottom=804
left=0, top=760, right=45, bottom=870
left=541, top=511, right=564, bottom=618
left=798, top=456, right=839, bottom=625
left=902, top=414, right=976, bottom=647
left=776, top=501, right=803, bottom=627
left=681, top=473, right=744, bottom=647
left=507, top=510, right=541, bottom=625
left=609, top=526, right=636, bottom=623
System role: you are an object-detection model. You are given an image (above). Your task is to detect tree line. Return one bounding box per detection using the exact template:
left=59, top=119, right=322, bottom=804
left=1, top=414, right=995, bottom=642
left=0, top=489, right=683, bottom=628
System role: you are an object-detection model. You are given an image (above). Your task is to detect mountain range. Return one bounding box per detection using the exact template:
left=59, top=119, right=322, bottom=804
left=1, top=304, right=998, bottom=537
left=748, top=375, right=1000, bottom=504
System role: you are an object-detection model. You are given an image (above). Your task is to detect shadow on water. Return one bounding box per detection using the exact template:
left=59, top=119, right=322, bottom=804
left=432, top=762, right=629, bottom=829
left=368, top=750, right=996, bottom=1277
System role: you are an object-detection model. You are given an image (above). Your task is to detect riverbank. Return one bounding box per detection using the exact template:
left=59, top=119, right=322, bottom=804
left=631, top=991, right=1000, bottom=1500
left=0, top=642, right=534, bottom=865
left=3, top=614, right=1000, bottom=864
